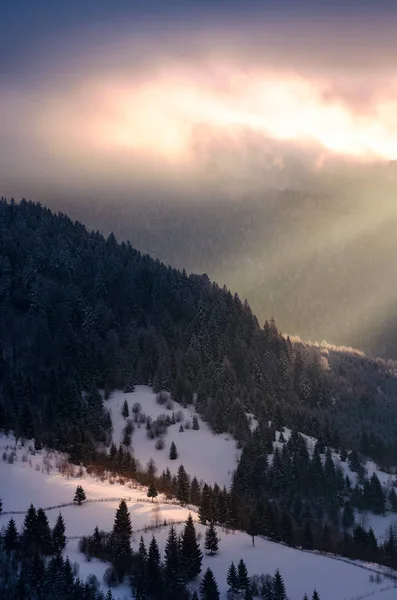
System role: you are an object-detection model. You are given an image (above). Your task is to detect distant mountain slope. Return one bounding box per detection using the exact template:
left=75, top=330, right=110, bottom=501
left=1, top=198, right=397, bottom=464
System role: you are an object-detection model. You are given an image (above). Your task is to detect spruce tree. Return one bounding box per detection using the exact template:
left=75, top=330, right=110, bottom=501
left=199, top=484, right=213, bottom=524
left=204, top=522, right=219, bottom=556
left=36, top=507, right=53, bottom=554
left=163, top=526, right=185, bottom=599
left=147, top=536, right=162, bottom=599
left=22, top=503, right=38, bottom=552
left=0, top=498, right=2, bottom=515
left=192, top=415, right=200, bottom=430
left=177, top=464, right=190, bottom=506
left=312, top=591, right=320, bottom=600
left=112, top=499, right=132, bottom=580
left=273, top=569, right=287, bottom=600
left=4, top=517, right=19, bottom=551
left=227, top=562, right=238, bottom=595
left=237, top=559, right=249, bottom=593
left=73, top=485, right=86, bottom=505
left=52, top=512, right=66, bottom=554
left=200, top=567, right=220, bottom=600
left=131, top=537, right=148, bottom=600
left=147, top=482, right=158, bottom=502
left=181, top=513, right=202, bottom=580
left=122, top=399, right=129, bottom=419
left=169, top=441, right=178, bottom=460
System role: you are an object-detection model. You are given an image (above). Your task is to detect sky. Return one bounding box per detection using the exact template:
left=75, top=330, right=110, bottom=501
left=2, top=0, right=397, bottom=356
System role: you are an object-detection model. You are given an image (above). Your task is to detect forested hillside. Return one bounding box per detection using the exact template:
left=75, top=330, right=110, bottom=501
left=1, top=198, right=397, bottom=465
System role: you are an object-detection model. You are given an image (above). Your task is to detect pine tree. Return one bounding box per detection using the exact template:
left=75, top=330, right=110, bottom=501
left=204, top=522, right=219, bottom=556
left=0, top=498, right=2, bottom=515
left=4, top=517, right=19, bottom=551
left=131, top=537, right=148, bottom=600
left=227, top=562, right=238, bottom=595
left=312, top=591, right=320, bottom=600
left=177, top=464, right=190, bottom=506
left=181, top=514, right=202, bottom=580
left=169, top=441, right=178, bottom=460
left=147, top=482, right=158, bottom=502
left=273, top=569, right=287, bottom=600
left=52, top=512, right=66, bottom=554
left=192, top=415, right=200, bottom=430
left=199, top=484, right=213, bottom=524
left=36, top=507, right=53, bottom=554
left=74, top=485, right=86, bottom=505
left=112, top=499, right=132, bottom=580
left=22, top=503, right=38, bottom=552
left=163, top=526, right=186, bottom=598
left=147, top=536, right=162, bottom=599
left=122, top=399, right=129, bottom=419
left=190, top=476, right=201, bottom=505
left=200, top=567, right=220, bottom=600
left=237, top=559, right=249, bottom=593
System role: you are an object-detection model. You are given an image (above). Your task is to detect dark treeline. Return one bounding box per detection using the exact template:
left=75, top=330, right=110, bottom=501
left=0, top=504, right=113, bottom=600
left=82, top=437, right=397, bottom=575
left=2, top=198, right=397, bottom=464
left=79, top=502, right=319, bottom=600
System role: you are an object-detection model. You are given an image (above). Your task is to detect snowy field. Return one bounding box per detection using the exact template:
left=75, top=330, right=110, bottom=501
left=104, top=386, right=240, bottom=488
left=1, top=433, right=397, bottom=600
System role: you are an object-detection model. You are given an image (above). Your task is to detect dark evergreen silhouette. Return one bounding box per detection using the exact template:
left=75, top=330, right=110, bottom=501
left=177, top=464, right=190, bottom=505
left=3, top=518, right=19, bottom=551
left=200, top=567, right=220, bottom=600
left=147, top=536, right=163, bottom=599
left=147, top=481, right=158, bottom=502
left=237, top=559, right=250, bottom=593
left=122, top=399, right=129, bottom=419
left=273, top=569, right=287, bottom=600
left=52, top=512, right=66, bottom=554
left=169, top=442, right=178, bottom=460
left=204, top=522, right=219, bottom=556
left=227, top=562, right=238, bottom=596
left=112, top=499, right=132, bottom=580
left=181, top=514, right=202, bottom=580
left=74, top=485, right=86, bottom=505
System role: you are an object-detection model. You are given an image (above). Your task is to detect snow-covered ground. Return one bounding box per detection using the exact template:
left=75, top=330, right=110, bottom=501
left=104, top=386, right=240, bottom=488
left=1, top=433, right=397, bottom=600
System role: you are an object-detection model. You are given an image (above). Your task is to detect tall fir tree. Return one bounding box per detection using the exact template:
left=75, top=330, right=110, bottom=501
left=200, top=568, right=220, bottom=600
left=204, top=522, right=219, bottom=556
left=52, top=512, right=66, bottom=554
left=181, top=513, right=202, bottom=580
left=112, top=499, right=133, bottom=580
left=237, top=559, right=250, bottom=593
left=36, top=507, right=53, bottom=554
left=4, top=517, right=19, bottom=551
left=273, top=569, right=287, bottom=600
left=147, top=536, right=163, bottom=599
left=177, top=464, right=190, bottom=506
left=227, top=562, right=238, bottom=595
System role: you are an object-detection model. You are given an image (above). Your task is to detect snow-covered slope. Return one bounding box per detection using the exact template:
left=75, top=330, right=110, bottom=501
left=104, top=386, right=240, bottom=487
left=1, top=434, right=397, bottom=600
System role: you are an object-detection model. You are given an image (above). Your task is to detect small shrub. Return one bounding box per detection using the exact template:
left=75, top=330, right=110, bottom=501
left=132, top=402, right=142, bottom=414
left=175, top=410, right=183, bottom=423
left=156, top=391, right=168, bottom=406
left=155, top=437, right=165, bottom=450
